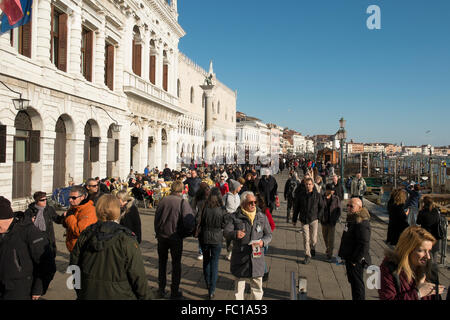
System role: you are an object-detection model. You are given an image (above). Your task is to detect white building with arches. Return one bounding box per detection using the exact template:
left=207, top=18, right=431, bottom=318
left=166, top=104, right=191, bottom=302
left=0, top=0, right=239, bottom=208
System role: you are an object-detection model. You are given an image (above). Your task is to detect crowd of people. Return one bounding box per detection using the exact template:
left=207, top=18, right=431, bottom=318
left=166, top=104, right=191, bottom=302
left=0, top=157, right=447, bottom=301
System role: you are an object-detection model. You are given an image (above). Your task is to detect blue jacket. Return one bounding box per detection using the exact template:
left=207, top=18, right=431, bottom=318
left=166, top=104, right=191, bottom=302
left=405, top=188, right=420, bottom=208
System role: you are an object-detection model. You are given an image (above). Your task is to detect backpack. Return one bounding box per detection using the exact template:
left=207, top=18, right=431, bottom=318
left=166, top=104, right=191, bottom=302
left=436, top=209, right=448, bottom=240
left=288, top=179, right=297, bottom=199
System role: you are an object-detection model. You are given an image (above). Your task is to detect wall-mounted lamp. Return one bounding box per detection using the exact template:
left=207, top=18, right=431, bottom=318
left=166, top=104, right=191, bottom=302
left=95, top=106, right=122, bottom=132
left=1, top=80, right=30, bottom=111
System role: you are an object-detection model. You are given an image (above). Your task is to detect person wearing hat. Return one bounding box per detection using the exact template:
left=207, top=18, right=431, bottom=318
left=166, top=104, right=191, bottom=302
left=0, top=196, right=56, bottom=300
left=320, top=184, right=341, bottom=262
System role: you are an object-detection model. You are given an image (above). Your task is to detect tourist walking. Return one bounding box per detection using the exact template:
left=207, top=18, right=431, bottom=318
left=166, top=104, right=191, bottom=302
left=320, top=184, right=341, bottom=262
left=24, top=191, right=64, bottom=257
left=405, top=183, right=421, bottom=226
left=292, top=178, right=324, bottom=264
left=191, top=182, right=211, bottom=261
left=223, top=179, right=242, bottom=260
left=255, top=193, right=275, bottom=282
left=70, top=195, right=149, bottom=300
left=63, top=186, right=97, bottom=252
left=258, top=168, right=278, bottom=213
left=338, top=197, right=371, bottom=300
left=378, top=226, right=444, bottom=300
left=331, top=174, right=344, bottom=200
left=416, top=197, right=443, bottom=262
left=386, top=189, right=409, bottom=246
left=154, top=181, right=195, bottom=299
left=198, top=187, right=227, bottom=299
left=284, top=170, right=300, bottom=223
left=116, top=190, right=142, bottom=244
left=183, top=169, right=202, bottom=206
left=0, top=197, right=56, bottom=300
left=350, top=173, right=367, bottom=201
left=224, top=191, right=272, bottom=300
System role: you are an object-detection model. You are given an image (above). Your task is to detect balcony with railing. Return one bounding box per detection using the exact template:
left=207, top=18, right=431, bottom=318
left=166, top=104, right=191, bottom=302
left=123, top=70, right=185, bottom=114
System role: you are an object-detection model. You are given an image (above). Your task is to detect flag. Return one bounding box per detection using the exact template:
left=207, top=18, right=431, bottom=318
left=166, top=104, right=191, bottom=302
left=0, top=0, right=24, bottom=25
left=0, top=0, right=32, bottom=35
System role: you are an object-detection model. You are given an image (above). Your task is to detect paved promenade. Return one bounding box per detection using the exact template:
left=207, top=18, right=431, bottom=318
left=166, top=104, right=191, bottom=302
left=43, top=171, right=449, bottom=300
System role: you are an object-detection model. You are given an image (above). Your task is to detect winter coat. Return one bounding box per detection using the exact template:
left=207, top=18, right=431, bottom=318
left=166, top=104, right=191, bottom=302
left=320, top=194, right=341, bottom=226
left=70, top=221, right=149, bottom=300
left=284, top=177, right=299, bottom=201
left=198, top=206, right=227, bottom=245
left=258, top=176, right=278, bottom=211
left=24, top=203, right=64, bottom=256
left=332, top=180, right=344, bottom=200
left=223, top=207, right=272, bottom=278
left=0, top=215, right=56, bottom=299
left=63, top=199, right=98, bottom=252
left=119, top=201, right=142, bottom=244
left=154, top=194, right=195, bottom=240
left=405, top=188, right=421, bottom=209
left=293, top=189, right=324, bottom=225
left=378, top=251, right=440, bottom=300
left=184, top=177, right=202, bottom=197
left=223, top=192, right=240, bottom=214
left=351, top=178, right=367, bottom=197
left=216, top=182, right=230, bottom=197
left=338, top=207, right=371, bottom=265
left=416, top=208, right=441, bottom=241
left=386, top=200, right=409, bottom=245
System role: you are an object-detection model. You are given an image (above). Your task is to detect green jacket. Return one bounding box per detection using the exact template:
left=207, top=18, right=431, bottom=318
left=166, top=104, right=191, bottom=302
left=70, top=221, right=149, bottom=300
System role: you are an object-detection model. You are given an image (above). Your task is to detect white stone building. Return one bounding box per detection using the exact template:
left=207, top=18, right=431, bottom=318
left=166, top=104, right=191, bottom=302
left=177, top=55, right=236, bottom=166
left=0, top=0, right=236, bottom=208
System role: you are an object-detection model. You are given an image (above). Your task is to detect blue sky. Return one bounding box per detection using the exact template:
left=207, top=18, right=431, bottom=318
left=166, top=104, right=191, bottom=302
left=178, top=0, right=450, bottom=147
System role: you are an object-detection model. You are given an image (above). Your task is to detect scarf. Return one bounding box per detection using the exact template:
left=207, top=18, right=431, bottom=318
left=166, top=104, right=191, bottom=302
left=34, top=204, right=46, bottom=232
left=241, top=208, right=256, bottom=225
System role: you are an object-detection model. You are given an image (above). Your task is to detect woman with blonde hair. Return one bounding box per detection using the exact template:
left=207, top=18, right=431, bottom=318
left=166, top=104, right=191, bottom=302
left=386, top=188, right=409, bottom=245
left=379, top=226, right=445, bottom=300
left=70, top=194, right=149, bottom=299
left=116, top=190, right=142, bottom=244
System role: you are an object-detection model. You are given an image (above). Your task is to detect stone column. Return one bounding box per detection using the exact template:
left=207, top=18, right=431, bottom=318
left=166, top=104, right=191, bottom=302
left=114, top=39, right=124, bottom=92
left=200, top=84, right=215, bottom=164
left=36, top=0, right=51, bottom=64
left=94, top=13, right=106, bottom=87
left=154, top=125, right=162, bottom=169
left=70, top=133, right=86, bottom=185
left=142, top=31, right=150, bottom=81
left=69, top=7, right=82, bottom=76
left=140, top=123, right=149, bottom=170
left=156, top=40, right=163, bottom=88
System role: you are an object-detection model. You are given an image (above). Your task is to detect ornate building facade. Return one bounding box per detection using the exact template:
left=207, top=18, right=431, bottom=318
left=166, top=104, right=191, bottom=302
left=0, top=0, right=237, bottom=208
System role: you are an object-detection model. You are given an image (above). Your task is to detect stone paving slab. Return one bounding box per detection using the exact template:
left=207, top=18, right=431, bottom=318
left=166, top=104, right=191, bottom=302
left=42, top=171, right=449, bottom=300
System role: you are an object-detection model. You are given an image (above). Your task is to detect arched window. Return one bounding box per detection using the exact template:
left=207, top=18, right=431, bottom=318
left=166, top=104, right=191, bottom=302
left=132, top=26, right=142, bottom=76
left=190, top=87, right=194, bottom=103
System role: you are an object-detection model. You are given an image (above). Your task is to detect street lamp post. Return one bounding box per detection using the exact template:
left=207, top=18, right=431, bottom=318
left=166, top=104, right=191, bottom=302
left=337, top=117, right=347, bottom=197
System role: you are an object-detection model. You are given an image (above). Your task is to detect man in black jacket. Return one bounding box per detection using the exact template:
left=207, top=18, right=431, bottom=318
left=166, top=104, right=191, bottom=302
left=24, top=191, right=64, bottom=257
left=284, top=170, right=299, bottom=223
left=85, top=178, right=104, bottom=206
left=183, top=169, right=202, bottom=206
left=320, top=184, right=341, bottom=262
left=0, top=197, right=56, bottom=300
left=258, top=169, right=278, bottom=213
left=293, top=178, right=324, bottom=264
left=338, top=197, right=371, bottom=300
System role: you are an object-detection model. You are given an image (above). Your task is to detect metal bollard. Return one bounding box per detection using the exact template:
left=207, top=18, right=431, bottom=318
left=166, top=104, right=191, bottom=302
left=290, top=272, right=297, bottom=300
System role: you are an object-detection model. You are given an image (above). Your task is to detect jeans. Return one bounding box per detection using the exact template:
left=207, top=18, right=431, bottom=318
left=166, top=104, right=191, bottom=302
left=408, top=206, right=418, bottom=226
left=345, top=261, right=365, bottom=300
left=286, top=198, right=294, bottom=220
left=321, top=224, right=336, bottom=257
left=157, top=237, right=183, bottom=295
left=201, top=243, right=222, bottom=295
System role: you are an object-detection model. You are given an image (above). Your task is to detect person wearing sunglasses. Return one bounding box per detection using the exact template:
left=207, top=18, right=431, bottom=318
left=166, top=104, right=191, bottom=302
left=85, top=178, right=104, bottom=206
left=62, top=186, right=97, bottom=252
left=24, top=191, right=64, bottom=257
left=224, top=191, right=272, bottom=300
